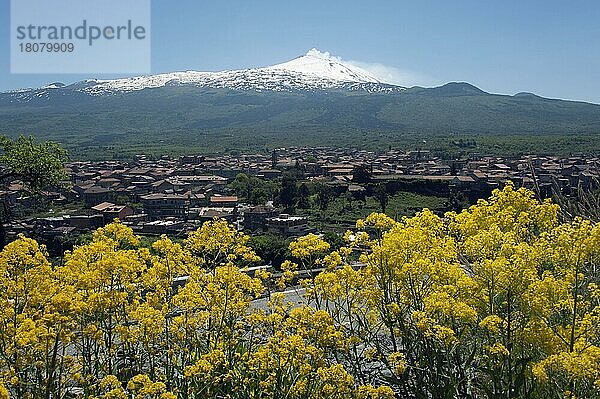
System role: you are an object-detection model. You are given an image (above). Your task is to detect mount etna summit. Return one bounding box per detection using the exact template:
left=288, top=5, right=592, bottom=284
left=1, top=49, right=599, bottom=157
left=5, top=49, right=401, bottom=98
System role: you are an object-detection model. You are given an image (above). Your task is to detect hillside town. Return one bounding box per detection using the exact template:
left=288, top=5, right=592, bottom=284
left=2, top=147, right=598, bottom=248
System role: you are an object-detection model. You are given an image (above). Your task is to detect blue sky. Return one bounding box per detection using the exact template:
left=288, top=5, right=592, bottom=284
left=2, top=0, right=600, bottom=103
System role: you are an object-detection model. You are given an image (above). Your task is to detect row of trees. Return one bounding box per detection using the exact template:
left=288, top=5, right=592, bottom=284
left=0, top=184, right=599, bottom=398
left=230, top=171, right=338, bottom=212
left=232, top=171, right=390, bottom=215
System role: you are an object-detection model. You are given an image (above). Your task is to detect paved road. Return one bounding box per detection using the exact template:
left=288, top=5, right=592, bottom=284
left=251, top=287, right=308, bottom=310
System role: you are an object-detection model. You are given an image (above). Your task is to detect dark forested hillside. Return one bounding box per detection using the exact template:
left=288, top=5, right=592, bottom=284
left=1, top=82, right=600, bottom=158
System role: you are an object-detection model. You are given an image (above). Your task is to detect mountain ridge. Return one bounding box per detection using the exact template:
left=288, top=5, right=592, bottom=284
left=4, top=49, right=404, bottom=101
left=3, top=49, right=598, bottom=105
left=1, top=49, right=600, bottom=158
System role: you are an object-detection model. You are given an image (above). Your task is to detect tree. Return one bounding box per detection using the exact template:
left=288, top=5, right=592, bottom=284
left=322, top=231, right=345, bottom=251
left=297, top=183, right=310, bottom=209
left=315, top=183, right=333, bottom=211
left=230, top=173, right=252, bottom=199
left=248, top=234, right=291, bottom=269
left=343, top=191, right=354, bottom=211
left=375, top=184, right=389, bottom=213
left=446, top=189, right=470, bottom=213
left=0, top=135, right=68, bottom=247
left=352, top=165, right=372, bottom=184
left=229, top=173, right=278, bottom=205
left=278, top=174, right=298, bottom=211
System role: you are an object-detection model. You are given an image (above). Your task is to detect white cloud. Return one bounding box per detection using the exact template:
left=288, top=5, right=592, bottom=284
left=301, top=48, right=439, bottom=87
left=305, top=48, right=337, bottom=59
left=346, top=59, right=439, bottom=87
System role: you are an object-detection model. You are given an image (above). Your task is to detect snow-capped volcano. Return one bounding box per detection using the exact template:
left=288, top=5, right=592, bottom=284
left=266, top=48, right=381, bottom=83
left=6, top=49, right=403, bottom=101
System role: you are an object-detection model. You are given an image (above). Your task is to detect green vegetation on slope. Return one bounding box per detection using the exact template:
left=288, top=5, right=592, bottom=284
left=1, top=84, right=600, bottom=159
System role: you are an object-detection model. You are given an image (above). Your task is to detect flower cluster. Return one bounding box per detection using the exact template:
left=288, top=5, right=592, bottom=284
left=1, top=185, right=599, bottom=399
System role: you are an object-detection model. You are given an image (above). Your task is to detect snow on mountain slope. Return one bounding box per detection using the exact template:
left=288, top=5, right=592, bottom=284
left=4, top=49, right=404, bottom=100
left=266, top=48, right=381, bottom=83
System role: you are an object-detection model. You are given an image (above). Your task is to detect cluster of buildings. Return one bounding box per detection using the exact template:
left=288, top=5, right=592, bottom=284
left=264, top=148, right=599, bottom=196
left=367, top=151, right=600, bottom=196
left=3, top=148, right=599, bottom=245
left=4, top=154, right=310, bottom=242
